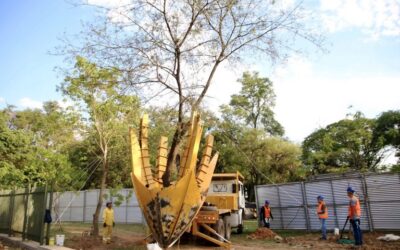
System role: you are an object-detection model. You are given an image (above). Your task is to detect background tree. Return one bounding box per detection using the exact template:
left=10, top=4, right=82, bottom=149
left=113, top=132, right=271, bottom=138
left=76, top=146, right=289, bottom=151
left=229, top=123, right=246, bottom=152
left=61, top=0, right=323, bottom=186
left=220, top=71, right=284, bottom=136
left=213, top=72, right=301, bottom=200
left=373, top=110, right=400, bottom=172
left=61, top=56, right=140, bottom=236
left=214, top=123, right=302, bottom=201
left=302, top=112, right=386, bottom=174
left=0, top=105, right=78, bottom=189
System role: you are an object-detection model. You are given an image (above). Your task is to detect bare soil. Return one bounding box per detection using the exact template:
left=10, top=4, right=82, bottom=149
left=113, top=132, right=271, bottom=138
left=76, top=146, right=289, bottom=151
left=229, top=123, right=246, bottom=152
left=57, top=223, right=400, bottom=250
left=65, top=235, right=147, bottom=250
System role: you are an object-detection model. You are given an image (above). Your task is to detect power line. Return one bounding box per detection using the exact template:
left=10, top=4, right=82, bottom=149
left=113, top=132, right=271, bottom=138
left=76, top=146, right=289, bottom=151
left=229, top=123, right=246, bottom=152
left=54, top=159, right=101, bottom=224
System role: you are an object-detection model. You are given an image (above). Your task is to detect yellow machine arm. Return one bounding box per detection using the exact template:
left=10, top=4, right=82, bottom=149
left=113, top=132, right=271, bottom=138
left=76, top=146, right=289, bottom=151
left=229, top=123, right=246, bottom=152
left=130, top=112, right=218, bottom=249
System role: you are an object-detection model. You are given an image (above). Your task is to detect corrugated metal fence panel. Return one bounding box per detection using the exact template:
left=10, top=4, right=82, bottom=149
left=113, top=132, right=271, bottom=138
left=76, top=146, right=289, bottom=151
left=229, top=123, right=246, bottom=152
left=305, top=181, right=336, bottom=230
left=255, top=185, right=280, bottom=207
left=53, top=189, right=143, bottom=224
left=331, top=178, right=370, bottom=230
left=278, top=183, right=306, bottom=229
left=255, top=173, right=400, bottom=231
left=84, top=190, right=98, bottom=222
left=255, top=185, right=283, bottom=229
left=278, top=183, right=303, bottom=207
left=127, top=207, right=143, bottom=223
left=281, top=207, right=306, bottom=229
left=366, top=174, right=400, bottom=229
left=305, top=181, right=333, bottom=205
left=332, top=178, right=365, bottom=205
left=369, top=202, right=400, bottom=229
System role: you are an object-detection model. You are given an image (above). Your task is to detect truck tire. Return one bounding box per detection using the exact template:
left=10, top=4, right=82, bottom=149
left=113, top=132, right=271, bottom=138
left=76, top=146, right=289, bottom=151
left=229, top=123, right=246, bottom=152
left=213, top=219, right=225, bottom=241
left=237, top=224, right=243, bottom=234
left=223, top=217, right=231, bottom=240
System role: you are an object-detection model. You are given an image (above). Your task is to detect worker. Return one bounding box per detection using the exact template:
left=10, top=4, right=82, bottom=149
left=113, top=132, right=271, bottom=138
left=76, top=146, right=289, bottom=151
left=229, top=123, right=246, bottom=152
left=347, top=187, right=363, bottom=246
left=102, top=201, right=115, bottom=244
left=316, top=195, right=328, bottom=240
left=259, top=200, right=273, bottom=228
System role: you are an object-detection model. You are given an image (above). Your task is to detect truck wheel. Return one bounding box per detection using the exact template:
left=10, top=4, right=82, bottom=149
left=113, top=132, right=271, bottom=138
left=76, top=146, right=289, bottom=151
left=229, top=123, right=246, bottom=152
left=223, top=217, right=231, bottom=240
left=237, top=224, right=243, bottom=234
left=213, top=219, right=225, bottom=241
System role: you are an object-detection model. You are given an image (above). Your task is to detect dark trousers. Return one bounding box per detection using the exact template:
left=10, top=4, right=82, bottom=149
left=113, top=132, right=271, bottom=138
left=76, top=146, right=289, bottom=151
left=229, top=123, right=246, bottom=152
left=263, top=218, right=271, bottom=228
left=350, top=219, right=363, bottom=245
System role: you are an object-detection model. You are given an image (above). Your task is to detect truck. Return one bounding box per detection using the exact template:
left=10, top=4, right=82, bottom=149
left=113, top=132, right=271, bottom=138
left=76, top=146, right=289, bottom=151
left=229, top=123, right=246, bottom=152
left=190, top=172, right=245, bottom=248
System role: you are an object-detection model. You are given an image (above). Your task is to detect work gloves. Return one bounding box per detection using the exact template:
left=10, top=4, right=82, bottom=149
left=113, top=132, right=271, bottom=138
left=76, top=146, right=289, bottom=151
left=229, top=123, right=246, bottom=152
left=103, top=223, right=107, bottom=227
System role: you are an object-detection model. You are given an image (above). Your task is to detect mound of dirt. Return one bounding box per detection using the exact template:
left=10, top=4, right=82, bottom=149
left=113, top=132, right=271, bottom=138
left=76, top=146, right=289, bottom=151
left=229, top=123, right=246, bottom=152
left=247, top=228, right=279, bottom=240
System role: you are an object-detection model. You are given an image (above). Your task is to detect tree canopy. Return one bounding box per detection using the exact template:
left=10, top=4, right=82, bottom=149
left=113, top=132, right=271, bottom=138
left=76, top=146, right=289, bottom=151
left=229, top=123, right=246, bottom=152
left=220, top=71, right=284, bottom=136
left=302, top=113, right=388, bottom=174
left=60, top=0, right=323, bottom=185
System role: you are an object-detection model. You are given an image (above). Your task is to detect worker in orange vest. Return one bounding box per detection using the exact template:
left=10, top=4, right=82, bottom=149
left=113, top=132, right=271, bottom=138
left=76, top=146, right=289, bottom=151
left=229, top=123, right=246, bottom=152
left=259, top=200, right=273, bottom=228
left=316, top=195, right=328, bottom=240
left=347, top=187, right=363, bottom=246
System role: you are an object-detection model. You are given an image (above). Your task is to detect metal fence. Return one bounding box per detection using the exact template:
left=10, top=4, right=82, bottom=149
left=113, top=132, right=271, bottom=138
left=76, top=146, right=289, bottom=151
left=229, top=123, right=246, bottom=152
left=53, top=188, right=144, bottom=224
left=255, top=172, right=400, bottom=231
left=0, top=186, right=53, bottom=244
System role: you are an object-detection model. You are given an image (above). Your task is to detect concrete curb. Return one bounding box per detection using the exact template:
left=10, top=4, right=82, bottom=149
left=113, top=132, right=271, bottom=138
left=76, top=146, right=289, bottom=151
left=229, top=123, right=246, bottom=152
left=0, top=234, right=74, bottom=250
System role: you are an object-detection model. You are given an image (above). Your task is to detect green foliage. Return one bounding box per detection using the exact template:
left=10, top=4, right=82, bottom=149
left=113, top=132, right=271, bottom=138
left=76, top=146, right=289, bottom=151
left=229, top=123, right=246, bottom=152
left=213, top=72, right=300, bottom=200
left=220, top=71, right=284, bottom=136
left=302, top=113, right=384, bottom=174
left=374, top=110, right=400, bottom=149
left=61, top=56, right=141, bottom=189
left=0, top=105, right=78, bottom=189
left=214, top=119, right=302, bottom=201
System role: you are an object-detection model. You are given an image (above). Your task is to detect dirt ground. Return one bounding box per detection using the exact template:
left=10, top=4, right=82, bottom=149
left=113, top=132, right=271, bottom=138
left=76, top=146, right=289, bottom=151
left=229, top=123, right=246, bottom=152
left=64, top=231, right=400, bottom=250
left=54, top=223, right=400, bottom=250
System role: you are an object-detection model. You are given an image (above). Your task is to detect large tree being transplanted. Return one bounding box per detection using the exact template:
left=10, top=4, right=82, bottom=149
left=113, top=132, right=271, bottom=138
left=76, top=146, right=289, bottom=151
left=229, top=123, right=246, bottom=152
left=60, top=0, right=323, bottom=186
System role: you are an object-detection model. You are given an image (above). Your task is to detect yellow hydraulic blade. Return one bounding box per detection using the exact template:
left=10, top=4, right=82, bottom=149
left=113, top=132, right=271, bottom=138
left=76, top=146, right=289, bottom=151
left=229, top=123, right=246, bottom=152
left=179, top=114, right=203, bottom=178
left=129, top=113, right=218, bottom=249
left=139, top=114, right=156, bottom=188
left=178, top=112, right=196, bottom=178
left=156, top=136, right=168, bottom=184
left=197, top=152, right=219, bottom=193
left=129, top=128, right=144, bottom=185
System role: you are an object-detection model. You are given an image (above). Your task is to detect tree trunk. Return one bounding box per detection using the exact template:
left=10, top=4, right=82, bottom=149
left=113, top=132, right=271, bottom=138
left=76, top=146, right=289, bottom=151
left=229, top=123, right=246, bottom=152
left=162, top=121, right=189, bottom=187
left=92, top=158, right=108, bottom=236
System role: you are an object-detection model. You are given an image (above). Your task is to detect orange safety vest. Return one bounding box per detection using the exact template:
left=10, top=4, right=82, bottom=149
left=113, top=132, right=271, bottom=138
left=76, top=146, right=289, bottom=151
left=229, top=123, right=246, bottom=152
left=317, top=201, right=328, bottom=219
left=264, top=206, right=271, bottom=218
left=348, top=196, right=361, bottom=218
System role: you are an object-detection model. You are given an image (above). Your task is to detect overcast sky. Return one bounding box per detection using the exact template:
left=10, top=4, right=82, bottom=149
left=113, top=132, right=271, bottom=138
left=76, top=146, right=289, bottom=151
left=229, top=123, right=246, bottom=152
left=0, top=0, right=399, bottom=143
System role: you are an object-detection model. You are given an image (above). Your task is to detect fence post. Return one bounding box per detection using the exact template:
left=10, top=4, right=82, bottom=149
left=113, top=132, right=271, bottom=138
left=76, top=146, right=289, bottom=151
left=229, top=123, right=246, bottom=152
left=361, top=174, right=374, bottom=232
left=22, top=186, right=30, bottom=241
left=45, top=184, right=54, bottom=245
left=329, top=180, right=339, bottom=229
left=40, top=185, right=49, bottom=245
left=83, top=190, right=87, bottom=223
left=8, top=189, right=16, bottom=236
left=276, top=185, right=284, bottom=229
left=125, top=190, right=129, bottom=224
left=301, top=182, right=311, bottom=231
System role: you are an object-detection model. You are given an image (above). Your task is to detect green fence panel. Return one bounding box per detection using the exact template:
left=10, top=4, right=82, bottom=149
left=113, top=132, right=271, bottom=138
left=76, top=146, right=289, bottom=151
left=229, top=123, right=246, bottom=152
left=11, top=188, right=27, bottom=235
left=26, top=186, right=46, bottom=242
left=1, top=185, right=51, bottom=244
left=0, top=190, right=12, bottom=234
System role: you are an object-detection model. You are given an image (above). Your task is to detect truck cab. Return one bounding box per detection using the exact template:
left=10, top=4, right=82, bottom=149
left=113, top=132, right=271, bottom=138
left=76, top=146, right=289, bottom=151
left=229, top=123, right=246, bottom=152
left=205, top=172, right=245, bottom=233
